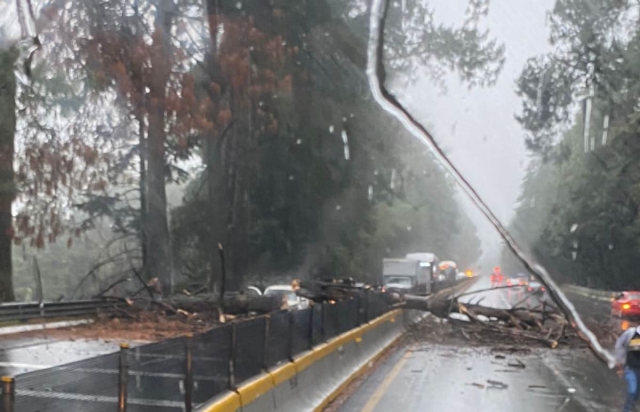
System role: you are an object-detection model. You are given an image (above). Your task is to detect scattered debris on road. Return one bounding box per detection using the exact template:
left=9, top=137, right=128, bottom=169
left=406, top=313, right=585, bottom=350
left=397, top=282, right=594, bottom=349
left=508, top=359, right=526, bottom=369
left=487, top=379, right=509, bottom=389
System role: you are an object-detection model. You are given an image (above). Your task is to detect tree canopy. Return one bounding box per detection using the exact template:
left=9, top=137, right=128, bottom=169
left=505, top=0, right=640, bottom=290
left=0, top=0, right=497, bottom=300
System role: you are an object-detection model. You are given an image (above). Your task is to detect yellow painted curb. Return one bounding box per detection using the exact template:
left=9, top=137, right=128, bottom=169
left=295, top=309, right=400, bottom=374
left=270, top=362, right=297, bottom=386
left=237, top=373, right=273, bottom=406
left=199, top=391, right=241, bottom=412
left=311, top=334, right=402, bottom=412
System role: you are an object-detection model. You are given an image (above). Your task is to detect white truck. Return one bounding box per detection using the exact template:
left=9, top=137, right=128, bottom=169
left=382, top=253, right=439, bottom=295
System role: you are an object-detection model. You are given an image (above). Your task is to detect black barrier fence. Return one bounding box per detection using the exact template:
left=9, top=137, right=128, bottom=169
left=3, top=292, right=392, bottom=412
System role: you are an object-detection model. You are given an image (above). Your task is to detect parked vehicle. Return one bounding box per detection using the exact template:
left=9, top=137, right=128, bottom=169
left=611, top=291, right=640, bottom=318
left=244, top=286, right=262, bottom=296
left=264, top=285, right=309, bottom=310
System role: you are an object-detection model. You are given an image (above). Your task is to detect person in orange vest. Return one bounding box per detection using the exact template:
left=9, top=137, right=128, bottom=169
left=490, top=266, right=503, bottom=287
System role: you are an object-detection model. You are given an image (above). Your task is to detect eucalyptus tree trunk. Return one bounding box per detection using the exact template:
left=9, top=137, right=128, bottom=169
left=146, top=0, right=174, bottom=293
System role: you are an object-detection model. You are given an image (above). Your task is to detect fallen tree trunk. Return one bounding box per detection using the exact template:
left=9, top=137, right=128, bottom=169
left=142, top=294, right=282, bottom=315
left=296, top=279, right=367, bottom=303
left=402, top=291, right=567, bottom=348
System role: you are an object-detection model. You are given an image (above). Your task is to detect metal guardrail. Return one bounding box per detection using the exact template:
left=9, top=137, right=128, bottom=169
left=0, top=299, right=122, bottom=323
left=562, top=285, right=617, bottom=302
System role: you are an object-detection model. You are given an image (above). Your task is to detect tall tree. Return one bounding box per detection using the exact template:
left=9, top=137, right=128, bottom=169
left=145, top=0, right=175, bottom=292
left=510, top=0, right=640, bottom=289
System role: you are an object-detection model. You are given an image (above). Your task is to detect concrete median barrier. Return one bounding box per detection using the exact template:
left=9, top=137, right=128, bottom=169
left=198, top=309, right=414, bottom=412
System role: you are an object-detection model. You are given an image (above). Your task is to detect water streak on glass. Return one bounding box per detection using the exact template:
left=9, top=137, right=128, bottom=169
left=366, top=0, right=614, bottom=366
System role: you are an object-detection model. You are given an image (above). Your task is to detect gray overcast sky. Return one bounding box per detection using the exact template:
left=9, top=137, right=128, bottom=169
left=389, top=0, right=556, bottom=267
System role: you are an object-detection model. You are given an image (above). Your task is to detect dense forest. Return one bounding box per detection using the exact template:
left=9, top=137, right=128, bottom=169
left=0, top=0, right=504, bottom=301
left=502, top=0, right=640, bottom=290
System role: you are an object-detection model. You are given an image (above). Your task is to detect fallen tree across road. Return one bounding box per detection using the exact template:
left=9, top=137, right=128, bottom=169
left=402, top=287, right=573, bottom=348
left=291, top=277, right=579, bottom=349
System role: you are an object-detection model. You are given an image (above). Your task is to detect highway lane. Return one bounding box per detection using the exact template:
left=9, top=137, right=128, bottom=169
left=458, top=275, right=514, bottom=308
left=337, top=342, right=621, bottom=412
left=337, top=276, right=624, bottom=412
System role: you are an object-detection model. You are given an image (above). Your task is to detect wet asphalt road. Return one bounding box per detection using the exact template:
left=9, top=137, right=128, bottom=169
left=339, top=276, right=625, bottom=412
left=337, top=343, right=622, bottom=412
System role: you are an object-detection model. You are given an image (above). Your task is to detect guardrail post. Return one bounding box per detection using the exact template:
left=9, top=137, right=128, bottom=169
left=1, top=376, right=14, bottom=412
left=307, top=307, right=314, bottom=350
left=184, top=334, right=193, bottom=412
left=262, top=315, right=270, bottom=370
left=363, top=290, right=369, bottom=323
left=228, top=323, right=237, bottom=390
left=287, top=311, right=294, bottom=360
left=118, top=343, right=129, bottom=412
left=320, top=303, right=326, bottom=341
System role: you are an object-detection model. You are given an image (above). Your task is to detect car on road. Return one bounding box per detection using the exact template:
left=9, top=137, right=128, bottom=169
left=611, top=291, right=640, bottom=318
left=463, top=270, right=478, bottom=278
left=527, top=281, right=546, bottom=293
left=506, top=274, right=528, bottom=287
left=264, top=285, right=309, bottom=310
left=244, top=286, right=262, bottom=296
left=515, top=273, right=529, bottom=286
left=439, top=261, right=458, bottom=282
left=383, top=275, right=414, bottom=293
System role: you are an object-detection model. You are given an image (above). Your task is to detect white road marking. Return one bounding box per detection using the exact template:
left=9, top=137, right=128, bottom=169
left=0, top=361, right=50, bottom=370
left=16, top=389, right=184, bottom=407
left=0, top=319, right=93, bottom=336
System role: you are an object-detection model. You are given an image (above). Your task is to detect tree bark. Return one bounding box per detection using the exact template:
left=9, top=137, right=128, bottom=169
left=0, top=50, right=17, bottom=302
left=205, top=133, right=229, bottom=292
left=146, top=1, right=174, bottom=294
left=204, top=2, right=227, bottom=293
left=225, top=90, right=249, bottom=291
